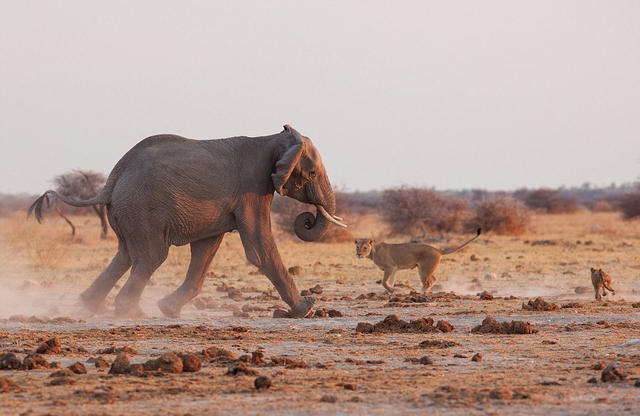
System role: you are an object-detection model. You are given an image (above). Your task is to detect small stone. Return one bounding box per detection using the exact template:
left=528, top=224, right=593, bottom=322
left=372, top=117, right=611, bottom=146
left=418, top=356, right=434, bottom=365
left=50, top=377, right=75, bottom=386
left=202, top=347, right=236, bottom=361
left=343, top=383, right=357, bottom=390
left=226, top=362, right=258, bottom=376
left=314, top=309, right=328, bottom=318
left=50, top=368, right=74, bottom=378
left=587, top=377, right=598, bottom=384
left=94, top=357, right=110, bottom=369
left=478, top=291, right=493, bottom=300
left=575, top=286, right=590, bottom=294
left=254, top=375, right=271, bottom=390
left=327, top=309, right=343, bottom=317
left=36, top=337, right=61, bottom=355
left=592, top=363, right=605, bottom=371
left=601, top=363, right=627, bottom=382
left=227, top=288, right=243, bottom=301
left=126, top=364, right=144, bottom=375
left=471, top=353, right=482, bottom=362
left=178, top=353, right=201, bottom=373
left=470, top=255, right=479, bottom=261
left=144, top=353, right=183, bottom=374
left=0, top=377, right=15, bottom=393
left=319, top=394, right=337, bottom=403
left=0, top=352, right=22, bottom=370
left=68, top=362, right=87, bottom=374
left=109, top=353, right=130, bottom=375
left=194, top=297, right=208, bottom=310
left=355, top=322, right=374, bottom=333
left=489, top=389, right=513, bottom=400
left=300, top=290, right=311, bottom=296
left=251, top=351, right=265, bottom=365
left=309, top=285, right=323, bottom=294
left=273, top=309, right=291, bottom=318
left=23, top=354, right=50, bottom=370
left=634, top=380, right=640, bottom=388
left=436, top=320, right=454, bottom=333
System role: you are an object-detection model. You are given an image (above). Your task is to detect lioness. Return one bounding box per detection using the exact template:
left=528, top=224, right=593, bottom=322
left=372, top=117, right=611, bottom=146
left=590, top=267, right=615, bottom=300
left=355, top=228, right=481, bottom=293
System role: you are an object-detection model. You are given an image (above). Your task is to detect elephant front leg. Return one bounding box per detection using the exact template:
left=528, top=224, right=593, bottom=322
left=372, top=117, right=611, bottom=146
left=237, top=218, right=314, bottom=318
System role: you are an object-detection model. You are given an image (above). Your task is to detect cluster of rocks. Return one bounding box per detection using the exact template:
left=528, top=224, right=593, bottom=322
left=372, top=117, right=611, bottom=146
left=522, top=297, right=559, bottom=311
left=272, top=308, right=343, bottom=319
left=109, top=351, right=201, bottom=375
left=471, top=317, right=537, bottom=334
left=301, top=284, right=323, bottom=296
left=355, top=315, right=454, bottom=334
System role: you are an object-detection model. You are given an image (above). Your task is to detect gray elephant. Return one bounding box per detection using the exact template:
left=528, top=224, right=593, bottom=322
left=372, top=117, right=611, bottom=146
left=29, top=125, right=346, bottom=318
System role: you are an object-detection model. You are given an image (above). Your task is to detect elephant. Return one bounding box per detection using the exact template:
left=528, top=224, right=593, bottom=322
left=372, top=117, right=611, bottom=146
left=28, top=125, right=346, bottom=318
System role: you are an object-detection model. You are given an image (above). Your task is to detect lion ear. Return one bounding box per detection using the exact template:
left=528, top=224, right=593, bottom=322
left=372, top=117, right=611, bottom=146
left=272, top=125, right=305, bottom=195
left=590, top=267, right=595, bottom=273
left=367, top=239, right=373, bottom=245
left=354, top=239, right=358, bottom=245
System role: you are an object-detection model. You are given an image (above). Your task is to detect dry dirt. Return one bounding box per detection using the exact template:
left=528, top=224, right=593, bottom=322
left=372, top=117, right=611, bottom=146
left=1, top=211, right=640, bottom=415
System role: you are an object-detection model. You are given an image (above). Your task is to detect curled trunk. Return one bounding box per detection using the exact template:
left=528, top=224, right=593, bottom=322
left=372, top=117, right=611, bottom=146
left=293, top=193, right=336, bottom=242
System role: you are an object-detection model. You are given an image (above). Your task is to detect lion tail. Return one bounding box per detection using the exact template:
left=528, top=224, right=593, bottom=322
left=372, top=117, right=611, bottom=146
left=440, top=228, right=482, bottom=255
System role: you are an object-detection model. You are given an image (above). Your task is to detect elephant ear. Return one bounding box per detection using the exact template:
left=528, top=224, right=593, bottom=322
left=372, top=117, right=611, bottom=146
left=272, top=125, right=305, bottom=195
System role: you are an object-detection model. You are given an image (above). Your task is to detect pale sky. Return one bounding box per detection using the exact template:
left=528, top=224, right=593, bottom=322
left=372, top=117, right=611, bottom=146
left=1, top=0, right=639, bottom=194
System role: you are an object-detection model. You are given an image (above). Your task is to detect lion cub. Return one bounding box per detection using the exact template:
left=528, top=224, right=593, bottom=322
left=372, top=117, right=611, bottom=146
left=355, top=228, right=481, bottom=293
left=590, top=268, right=615, bottom=300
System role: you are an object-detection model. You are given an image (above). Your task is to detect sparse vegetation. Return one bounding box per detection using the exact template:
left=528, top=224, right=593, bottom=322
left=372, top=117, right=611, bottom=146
left=379, top=187, right=470, bottom=235
left=466, top=195, right=530, bottom=235
left=521, top=189, right=577, bottom=214
left=617, top=190, right=640, bottom=220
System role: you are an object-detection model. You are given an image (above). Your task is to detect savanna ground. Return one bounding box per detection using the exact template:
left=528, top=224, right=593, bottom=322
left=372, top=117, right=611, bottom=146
left=1, top=210, right=639, bottom=415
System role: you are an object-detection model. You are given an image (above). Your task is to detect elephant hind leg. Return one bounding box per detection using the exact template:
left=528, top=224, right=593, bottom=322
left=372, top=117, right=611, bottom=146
left=79, top=246, right=131, bottom=314
left=114, top=242, right=169, bottom=318
left=158, top=235, right=225, bottom=318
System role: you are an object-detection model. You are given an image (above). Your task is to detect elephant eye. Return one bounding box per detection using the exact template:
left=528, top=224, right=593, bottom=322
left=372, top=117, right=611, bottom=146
left=309, top=171, right=316, bottom=179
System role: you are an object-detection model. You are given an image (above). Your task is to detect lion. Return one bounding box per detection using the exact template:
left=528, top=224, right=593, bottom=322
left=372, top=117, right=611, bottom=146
left=354, top=228, right=481, bottom=293
left=590, top=267, right=615, bottom=300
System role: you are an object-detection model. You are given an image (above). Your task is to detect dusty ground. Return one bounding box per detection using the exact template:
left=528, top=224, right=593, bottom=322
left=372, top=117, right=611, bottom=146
left=1, top=210, right=640, bottom=415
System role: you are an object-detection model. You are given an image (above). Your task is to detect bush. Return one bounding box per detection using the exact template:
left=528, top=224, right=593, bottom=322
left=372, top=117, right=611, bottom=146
left=379, top=187, right=470, bottom=235
left=270, top=191, right=355, bottom=243
left=591, top=200, right=614, bottom=212
left=617, top=191, right=640, bottom=220
left=466, top=196, right=530, bottom=235
left=522, top=189, right=577, bottom=214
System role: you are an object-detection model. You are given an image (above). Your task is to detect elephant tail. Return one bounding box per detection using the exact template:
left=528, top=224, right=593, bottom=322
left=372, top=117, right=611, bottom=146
left=28, top=190, right=110, bottom=223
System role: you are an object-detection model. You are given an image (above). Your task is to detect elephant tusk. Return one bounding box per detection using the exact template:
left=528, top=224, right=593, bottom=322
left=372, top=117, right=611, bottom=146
left=333, top=215, right=343, bottom=221
left=317, top=205, right=347, bottom=228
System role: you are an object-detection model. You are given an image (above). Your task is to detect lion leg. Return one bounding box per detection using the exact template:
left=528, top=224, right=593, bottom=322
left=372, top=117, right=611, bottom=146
left=382, top=268, right=397, bottom=293
left=418, top=261, right=439, bottom=293
left=594, top=285, right=602, bottom=300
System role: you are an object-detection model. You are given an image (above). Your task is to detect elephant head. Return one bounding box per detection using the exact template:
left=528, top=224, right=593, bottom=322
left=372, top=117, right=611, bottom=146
left=272, top=125, right=347, bottom=242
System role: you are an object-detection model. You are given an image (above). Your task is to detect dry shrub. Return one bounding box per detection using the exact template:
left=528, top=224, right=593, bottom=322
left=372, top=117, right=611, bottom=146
left=380, top=187, right=470, bottom=235
left=617, top=191, right=640, bottom=220
left=523, top=189, right=577, bottom=214
left=466, top=196, right=530, bottom=235
left=271, top=191, right=355, bottom=243
left=592, top=200, right=614, bottom=212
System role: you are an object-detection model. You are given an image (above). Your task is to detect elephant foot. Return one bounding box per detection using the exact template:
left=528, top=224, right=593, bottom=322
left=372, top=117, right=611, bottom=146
left=289, top=296, right=315, bottom=318
left=157, top=297, right=181, bottom=319
left=114, top=302, right=147, bottom=319
left=79, top=293, right=107, bottom=315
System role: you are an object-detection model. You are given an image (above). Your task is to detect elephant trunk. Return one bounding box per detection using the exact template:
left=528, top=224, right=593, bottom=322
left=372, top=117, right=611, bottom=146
left=293, top=184, right=338, bottom=242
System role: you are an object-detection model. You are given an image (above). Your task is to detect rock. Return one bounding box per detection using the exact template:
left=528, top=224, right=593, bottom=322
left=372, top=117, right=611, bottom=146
left=23, top=354, right=50, bottom=370
left=575, top=286, right=590, bottom=294
left=355, top=322, right=374, bottom=333
left=226, top=362, right=258, bottom=376
left=501, top=272, right=512, bottom=278
left=144, top=353, right=183, bottom=374
left=232, top=308, right=250, bottom=318
left=36, top=337, right=61, bottom=355
left=471, top=353, right=482, bottom=362
left=300, top=290, right=311, bottom=296
left=522, top=297, right=559, bottom=311
left=94, top=357, right=110, bottom=369
left=601, top=363, right=626, bottom=382
left=419, top=356, right=434, bottom=365
left=109, top=353, right=130, bottom=375
left=178, top=353, right=201, bottom=373
left=273, top=309, right=291, bottom=318
left=251, top=351, right=265, bottom=364
left=96, top=346, right=137, bottom=355
left=635, top=380, right=640, bottom=388
left=436, top=320, right=454, bottom=333
left=327, top=309, right=343, bottom=317
left=126, top=364, right=144, bottom=375
left=314, top=309, right=328, bottom=318
left=68, top=362, right=87, bottom=374
left=288, top=266, right=301, bottom=276
left=472, top=316, right=536, bottom=334
left=309, top=285, right=323, bottom=294
left=0, top=352, right=22, bottom=370
left=254, top=375, right=271, bottom=390
left=202, top=347, right=237, bottom=361
left=194, top=297, right=208, bottom=310
left=50, top=368, right=74, bottom=378
left=50, top=377, right=75, bottom=386
left=418, top=340, right=460, bottom=349
left=319, top=394, right=337, bottom=403
left=227, top=288, right=243, bottom=301
left=470, top=255, right=479, bottom=261
left=478, top=291, right=494, bottom=300
left=587, top=377, right=598, bottom=384
left=484, top=272, right=498, bottom=281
